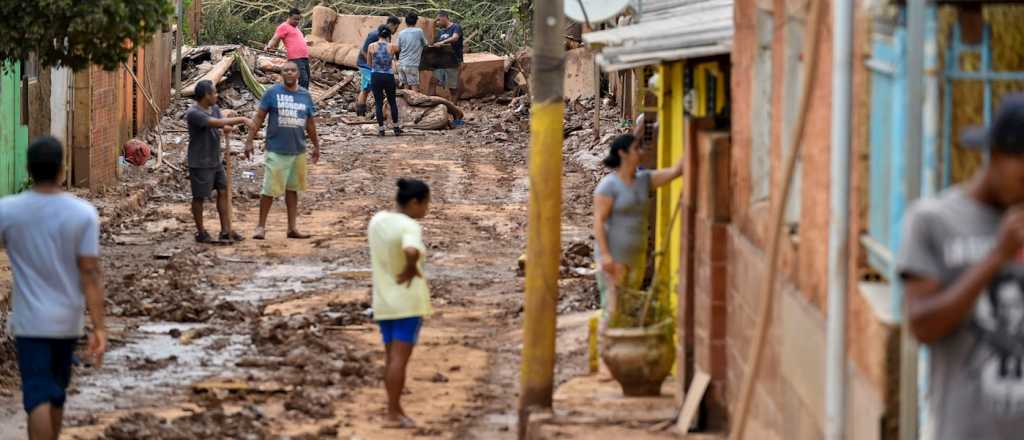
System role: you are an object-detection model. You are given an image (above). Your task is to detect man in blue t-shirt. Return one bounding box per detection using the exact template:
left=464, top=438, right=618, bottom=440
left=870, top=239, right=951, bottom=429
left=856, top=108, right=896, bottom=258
left=428, top=12, right=463, bottom=106
left=357, top=16, right=401, bottom=118
left=245, top=61, right=321, bottom=240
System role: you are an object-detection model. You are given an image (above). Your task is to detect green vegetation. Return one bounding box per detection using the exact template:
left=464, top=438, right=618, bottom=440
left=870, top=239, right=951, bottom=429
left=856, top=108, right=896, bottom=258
left=200, top=0, right=532, bottom=55
left=0, top=0, right=173, bottom=70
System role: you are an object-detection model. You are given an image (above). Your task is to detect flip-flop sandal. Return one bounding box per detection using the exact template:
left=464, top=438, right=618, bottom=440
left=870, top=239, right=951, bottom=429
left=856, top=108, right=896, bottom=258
left=220, top=231, right=245, bottom=242
left=195, top=230, right=213, bottom=243
left=287, top=231, right=312, bottom=239
left=382, top=416, right=417, bottom=429
left=252, top=227, right=266, bottom=240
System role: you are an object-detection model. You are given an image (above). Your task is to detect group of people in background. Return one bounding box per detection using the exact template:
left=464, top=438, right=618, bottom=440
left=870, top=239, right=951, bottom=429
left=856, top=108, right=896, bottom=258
left=264, top=8, right=465, bottom=137
left=354, top=12, right=465, bottom=135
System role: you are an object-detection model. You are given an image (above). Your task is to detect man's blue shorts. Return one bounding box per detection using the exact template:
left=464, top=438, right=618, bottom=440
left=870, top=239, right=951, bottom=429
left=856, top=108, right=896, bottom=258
left=359, top=67, right=373, bottom=92
left=377, top=317, right=423, bottom=345
left=15, top=337, right=77, bottom=413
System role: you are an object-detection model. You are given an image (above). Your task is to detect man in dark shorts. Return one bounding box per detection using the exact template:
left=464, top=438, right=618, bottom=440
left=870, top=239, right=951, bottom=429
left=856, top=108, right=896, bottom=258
left=357, top=16, right=401, bottom=117
left=185, top=80, right=253, bottom=243
left=0, top=136, right=107, bottom=440
left=898, top=94, right=1024, bottom=439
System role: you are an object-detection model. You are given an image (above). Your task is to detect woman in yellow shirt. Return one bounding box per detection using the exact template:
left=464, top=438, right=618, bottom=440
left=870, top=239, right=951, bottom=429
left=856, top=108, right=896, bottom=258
left=367, top=178, right=431, bottom=429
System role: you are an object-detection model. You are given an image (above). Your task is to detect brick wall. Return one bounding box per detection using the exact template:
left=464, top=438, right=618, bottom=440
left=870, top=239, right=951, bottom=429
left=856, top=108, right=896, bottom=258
left=71, top=31, right=173, bottom=190
left=88, top=66, right=120, bottom=189
left=690, top=130, right=732, bottom=429
left=682, top=0, right=897, bottom=437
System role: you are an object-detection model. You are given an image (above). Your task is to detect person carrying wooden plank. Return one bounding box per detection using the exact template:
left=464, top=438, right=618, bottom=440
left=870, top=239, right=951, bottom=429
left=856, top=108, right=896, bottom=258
left=0, top=137, right=106, bottom=440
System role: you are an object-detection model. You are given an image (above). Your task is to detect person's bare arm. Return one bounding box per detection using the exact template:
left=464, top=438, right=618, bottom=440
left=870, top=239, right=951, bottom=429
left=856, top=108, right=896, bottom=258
left=265, top=35, right=282, bottom=52
left=906, top=207, right=1024, bottom=343
left=79, top=256, right=107, bottom=366
left=305, top=116, right=320, bottom=164
left=593, top=195, right=613, bottom=260
left=650, top=160, right=684, bottom=188
left=396, top=247, right=422, bottom=287
left=245, top=109, right=268, bottom=159
left=207, top=116, right=252, bottom=129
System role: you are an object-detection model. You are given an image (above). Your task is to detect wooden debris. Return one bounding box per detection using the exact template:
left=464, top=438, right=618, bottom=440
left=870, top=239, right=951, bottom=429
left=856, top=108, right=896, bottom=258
left=182, top=56, right=234, bottom=97
left=676, top=370, right=711, bottom=434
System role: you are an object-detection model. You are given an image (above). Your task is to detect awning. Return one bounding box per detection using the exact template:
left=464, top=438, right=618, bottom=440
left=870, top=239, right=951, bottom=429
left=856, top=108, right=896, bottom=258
left=583, top=0, right=733, bottom=71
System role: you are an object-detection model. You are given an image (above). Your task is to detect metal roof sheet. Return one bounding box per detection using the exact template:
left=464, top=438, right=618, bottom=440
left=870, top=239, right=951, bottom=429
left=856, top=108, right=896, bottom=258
left=585, top=0, right=733, bottom=70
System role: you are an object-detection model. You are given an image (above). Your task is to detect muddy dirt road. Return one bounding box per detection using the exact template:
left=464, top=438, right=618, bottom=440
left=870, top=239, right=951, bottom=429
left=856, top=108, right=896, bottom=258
left=0, top=99, right=604, bottom=439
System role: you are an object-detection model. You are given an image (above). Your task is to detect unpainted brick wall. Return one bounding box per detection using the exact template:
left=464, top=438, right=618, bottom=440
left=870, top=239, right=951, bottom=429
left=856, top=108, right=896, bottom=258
left=705, top=0, right=895, bottom=437
left=88, top=66, right=120, bottom=189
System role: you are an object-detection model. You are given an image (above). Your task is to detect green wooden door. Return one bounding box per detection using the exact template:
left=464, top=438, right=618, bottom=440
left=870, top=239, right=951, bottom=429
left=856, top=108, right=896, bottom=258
left=0, top=62, right=29, bottom=196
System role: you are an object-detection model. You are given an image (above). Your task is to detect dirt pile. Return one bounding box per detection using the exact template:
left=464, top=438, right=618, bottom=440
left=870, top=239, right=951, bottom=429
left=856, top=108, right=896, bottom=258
left=105, top=250, right=258, bottom=323
left=101, top=405, right=272, bottom=440
left=248, top=313, right=377, bottom=391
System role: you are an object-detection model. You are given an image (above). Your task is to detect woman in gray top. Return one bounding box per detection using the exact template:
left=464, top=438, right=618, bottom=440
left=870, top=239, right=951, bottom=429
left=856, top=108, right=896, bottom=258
left=594, top=116, right=683, bottom=318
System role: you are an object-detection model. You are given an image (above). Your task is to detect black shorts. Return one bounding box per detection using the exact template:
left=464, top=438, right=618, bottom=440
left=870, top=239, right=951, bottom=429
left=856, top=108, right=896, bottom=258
left=189, top=166, right=227, bottom=200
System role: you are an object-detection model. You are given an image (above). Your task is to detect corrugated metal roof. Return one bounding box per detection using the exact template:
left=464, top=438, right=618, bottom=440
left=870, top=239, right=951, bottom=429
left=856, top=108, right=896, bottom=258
left=584, top=0, right=733, bottom=71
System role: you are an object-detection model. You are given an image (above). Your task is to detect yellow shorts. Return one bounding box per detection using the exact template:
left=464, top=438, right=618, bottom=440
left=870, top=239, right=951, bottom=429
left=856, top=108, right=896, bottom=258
left=261, top=152, right=307, bottom=197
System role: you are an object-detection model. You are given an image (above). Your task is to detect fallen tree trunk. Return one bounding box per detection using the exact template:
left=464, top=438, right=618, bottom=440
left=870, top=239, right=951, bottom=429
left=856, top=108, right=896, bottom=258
left=182, top=56, right=234, bottom=97
left=308, top=42, right=361, bottom=69
left=396, top=89, right=464, bottom=120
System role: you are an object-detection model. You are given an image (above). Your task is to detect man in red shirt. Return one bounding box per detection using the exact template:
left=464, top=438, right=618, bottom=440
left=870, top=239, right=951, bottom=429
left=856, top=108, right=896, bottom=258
left=265, top=8, right=311, bottom=90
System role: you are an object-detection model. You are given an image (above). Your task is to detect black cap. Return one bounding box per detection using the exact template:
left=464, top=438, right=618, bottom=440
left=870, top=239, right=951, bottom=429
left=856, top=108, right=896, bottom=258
left=961, top=93, right=1024, bottom=154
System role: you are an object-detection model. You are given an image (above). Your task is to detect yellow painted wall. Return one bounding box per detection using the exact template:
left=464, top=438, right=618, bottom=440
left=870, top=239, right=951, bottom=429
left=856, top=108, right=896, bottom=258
left=655, top=61, right=686, bottom=368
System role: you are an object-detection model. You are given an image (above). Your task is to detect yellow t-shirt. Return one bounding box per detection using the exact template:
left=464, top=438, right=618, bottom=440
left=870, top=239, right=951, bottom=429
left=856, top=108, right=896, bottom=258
left=368, top=211, right=431, bottom=320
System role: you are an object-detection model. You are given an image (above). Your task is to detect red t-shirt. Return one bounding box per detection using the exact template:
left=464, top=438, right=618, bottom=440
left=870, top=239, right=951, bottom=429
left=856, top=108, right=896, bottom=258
left=275, top=22, right=309, bottom=60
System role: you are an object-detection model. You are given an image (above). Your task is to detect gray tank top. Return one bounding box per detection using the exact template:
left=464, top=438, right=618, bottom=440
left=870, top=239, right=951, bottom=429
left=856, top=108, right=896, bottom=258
left=593, top=170, right=652, bottom=266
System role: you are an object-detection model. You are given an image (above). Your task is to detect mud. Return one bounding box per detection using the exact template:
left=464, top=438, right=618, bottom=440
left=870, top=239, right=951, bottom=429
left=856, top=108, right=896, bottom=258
left=101, top=406, right=272, bottom=440
left=0, top=42, right=620, bottom=438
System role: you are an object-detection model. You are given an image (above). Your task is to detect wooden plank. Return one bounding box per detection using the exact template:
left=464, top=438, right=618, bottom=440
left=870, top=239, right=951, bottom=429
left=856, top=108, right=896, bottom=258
left=676, top=369, right=710, bottom=435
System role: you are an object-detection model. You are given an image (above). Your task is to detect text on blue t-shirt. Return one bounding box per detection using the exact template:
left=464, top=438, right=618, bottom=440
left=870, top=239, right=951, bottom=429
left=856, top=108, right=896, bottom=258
left=259, top=84, right=315, bottom=155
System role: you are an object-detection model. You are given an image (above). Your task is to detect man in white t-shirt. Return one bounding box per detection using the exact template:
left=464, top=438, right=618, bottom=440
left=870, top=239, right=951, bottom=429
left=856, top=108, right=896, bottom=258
left=0, top=136, right=107, bottom=440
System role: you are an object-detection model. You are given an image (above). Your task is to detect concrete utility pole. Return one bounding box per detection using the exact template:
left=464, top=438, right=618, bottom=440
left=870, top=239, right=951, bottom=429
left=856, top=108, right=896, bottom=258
left=174, top=0, right=184, bottom=97
left=518, top=0, right=565, bottom=437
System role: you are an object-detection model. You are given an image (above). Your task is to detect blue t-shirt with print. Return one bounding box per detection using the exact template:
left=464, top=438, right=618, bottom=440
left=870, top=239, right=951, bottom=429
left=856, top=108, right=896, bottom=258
left=259, top=84, right=315, bottom=155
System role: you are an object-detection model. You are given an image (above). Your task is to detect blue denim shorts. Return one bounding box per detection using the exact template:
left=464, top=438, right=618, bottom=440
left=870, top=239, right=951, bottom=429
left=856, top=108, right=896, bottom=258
left=377, top=317, right=423, bottom=345
left=360, top=67, right=373, bottom=92
left=15, top=337, right=77, bottom=413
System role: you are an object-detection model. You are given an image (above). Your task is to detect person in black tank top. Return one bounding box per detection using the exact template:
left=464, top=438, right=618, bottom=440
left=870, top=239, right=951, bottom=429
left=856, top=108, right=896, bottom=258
left=370, top=26, right=402, bottom=136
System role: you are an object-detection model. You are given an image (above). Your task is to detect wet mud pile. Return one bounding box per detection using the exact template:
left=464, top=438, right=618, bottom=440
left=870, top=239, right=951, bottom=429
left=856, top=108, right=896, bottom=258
left=102, top=406, right=272, bottom=440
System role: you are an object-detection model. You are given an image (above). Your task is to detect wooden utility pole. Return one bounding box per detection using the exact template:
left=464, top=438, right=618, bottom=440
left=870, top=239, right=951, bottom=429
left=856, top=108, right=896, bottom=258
left=518, top=0, right=565, bottom=437
left=174, top=0, right=184, bottom=97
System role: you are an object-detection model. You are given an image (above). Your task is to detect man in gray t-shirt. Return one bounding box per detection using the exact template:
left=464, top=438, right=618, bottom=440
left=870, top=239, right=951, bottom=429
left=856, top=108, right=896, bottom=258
left=185, top=80, right=252, bottom=243
left=897, top=94, right=1024, bottom=439
left=0, top=137, right=106, bottom=438
left=397, top=13, right=429, bottom=92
